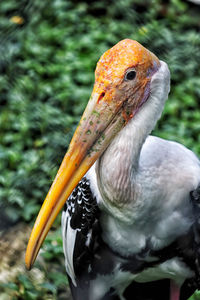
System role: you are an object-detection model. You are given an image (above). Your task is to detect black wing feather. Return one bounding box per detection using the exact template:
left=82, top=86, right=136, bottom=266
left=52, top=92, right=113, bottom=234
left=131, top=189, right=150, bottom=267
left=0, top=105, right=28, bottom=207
left=62, top=177, right=100, bottom=283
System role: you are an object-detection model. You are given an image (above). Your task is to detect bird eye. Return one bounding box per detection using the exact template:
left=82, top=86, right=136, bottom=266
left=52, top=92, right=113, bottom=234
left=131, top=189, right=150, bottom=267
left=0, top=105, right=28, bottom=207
left=125, top=70, right=136, bottom=81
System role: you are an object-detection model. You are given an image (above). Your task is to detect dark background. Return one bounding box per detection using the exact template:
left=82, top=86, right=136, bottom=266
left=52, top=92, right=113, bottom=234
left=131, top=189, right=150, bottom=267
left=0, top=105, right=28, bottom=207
left=0, top=0, right=200, bottom=299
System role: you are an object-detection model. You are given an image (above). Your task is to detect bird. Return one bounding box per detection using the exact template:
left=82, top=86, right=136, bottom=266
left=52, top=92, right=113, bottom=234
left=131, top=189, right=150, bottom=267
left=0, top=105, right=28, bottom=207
left=25, top=39, right=200, bottom=300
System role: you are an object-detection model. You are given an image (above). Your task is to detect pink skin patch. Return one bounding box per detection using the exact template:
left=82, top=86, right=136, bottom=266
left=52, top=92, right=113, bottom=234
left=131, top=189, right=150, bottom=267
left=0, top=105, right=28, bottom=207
left=170, top=280, right=180, bottom=300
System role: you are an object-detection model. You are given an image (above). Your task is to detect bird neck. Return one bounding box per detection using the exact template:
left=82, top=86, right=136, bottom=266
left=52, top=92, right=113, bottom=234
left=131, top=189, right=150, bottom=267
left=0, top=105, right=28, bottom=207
left=96, top=62, right=170, bottom=216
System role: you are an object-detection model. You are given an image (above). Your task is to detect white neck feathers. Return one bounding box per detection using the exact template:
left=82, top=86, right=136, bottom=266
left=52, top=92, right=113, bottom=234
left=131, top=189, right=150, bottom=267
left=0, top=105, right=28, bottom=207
left=96, top=61, right=170, bottom=210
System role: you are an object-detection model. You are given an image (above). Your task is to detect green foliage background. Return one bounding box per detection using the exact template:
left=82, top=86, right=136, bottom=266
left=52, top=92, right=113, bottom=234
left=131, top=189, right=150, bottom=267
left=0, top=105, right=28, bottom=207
left=0, top=0, right=200, bottom=299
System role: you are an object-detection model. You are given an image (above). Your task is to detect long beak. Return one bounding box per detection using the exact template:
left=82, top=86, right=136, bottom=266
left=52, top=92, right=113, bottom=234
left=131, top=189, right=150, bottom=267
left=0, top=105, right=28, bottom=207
left=25, top=90, right=128, bottom=270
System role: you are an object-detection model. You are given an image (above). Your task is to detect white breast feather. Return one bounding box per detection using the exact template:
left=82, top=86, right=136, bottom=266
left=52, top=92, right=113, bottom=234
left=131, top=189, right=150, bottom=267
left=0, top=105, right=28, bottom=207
left=61, top=211, right=77, bottom=286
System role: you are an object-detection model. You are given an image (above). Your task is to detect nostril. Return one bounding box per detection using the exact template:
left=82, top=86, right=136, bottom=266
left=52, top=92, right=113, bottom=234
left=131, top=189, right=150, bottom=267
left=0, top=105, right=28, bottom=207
left=98, top=92, right=105, bottom=103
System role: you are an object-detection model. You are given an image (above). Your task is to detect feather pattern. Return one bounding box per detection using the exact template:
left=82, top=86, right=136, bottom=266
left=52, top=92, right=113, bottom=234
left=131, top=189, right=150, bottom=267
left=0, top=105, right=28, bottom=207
left=62, top=177, right=100, bottom=287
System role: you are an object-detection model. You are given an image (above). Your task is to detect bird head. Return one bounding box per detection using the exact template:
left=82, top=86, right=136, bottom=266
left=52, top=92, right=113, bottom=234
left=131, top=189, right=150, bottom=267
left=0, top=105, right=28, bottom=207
left=25, top=39, right=161, bottom=269
left=93, top=39, right=160, bottom=122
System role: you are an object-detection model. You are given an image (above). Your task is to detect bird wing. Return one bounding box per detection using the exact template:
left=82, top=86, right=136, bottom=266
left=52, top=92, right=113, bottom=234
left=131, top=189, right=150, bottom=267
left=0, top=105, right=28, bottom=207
left=61, top=177, right=100, bottom=287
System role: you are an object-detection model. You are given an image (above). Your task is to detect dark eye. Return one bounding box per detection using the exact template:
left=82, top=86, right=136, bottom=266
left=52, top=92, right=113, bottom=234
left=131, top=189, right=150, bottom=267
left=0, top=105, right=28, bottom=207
left=125, top=70, right=136, bottom=81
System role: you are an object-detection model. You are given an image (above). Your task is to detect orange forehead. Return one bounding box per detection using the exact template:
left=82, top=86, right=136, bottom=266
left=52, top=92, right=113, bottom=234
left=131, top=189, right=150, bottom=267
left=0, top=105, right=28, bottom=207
left=95, top=39, right=159, bottom=88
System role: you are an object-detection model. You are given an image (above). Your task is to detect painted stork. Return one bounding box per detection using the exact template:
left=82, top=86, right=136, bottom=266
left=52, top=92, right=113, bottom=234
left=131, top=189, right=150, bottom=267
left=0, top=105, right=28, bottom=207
left=25, top=39, right=200, bottom=300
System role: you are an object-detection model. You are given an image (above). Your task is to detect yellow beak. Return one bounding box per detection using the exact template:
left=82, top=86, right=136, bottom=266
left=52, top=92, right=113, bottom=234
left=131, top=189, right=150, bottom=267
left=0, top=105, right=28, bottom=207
left=25, top=90, right=128, bottom=270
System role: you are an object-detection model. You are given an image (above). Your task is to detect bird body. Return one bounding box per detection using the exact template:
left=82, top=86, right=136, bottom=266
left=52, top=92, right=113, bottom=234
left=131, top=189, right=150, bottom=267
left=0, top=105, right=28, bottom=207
left=62, top=137, right=200, bottom=299
left=26, top=39, right=200, bottom=300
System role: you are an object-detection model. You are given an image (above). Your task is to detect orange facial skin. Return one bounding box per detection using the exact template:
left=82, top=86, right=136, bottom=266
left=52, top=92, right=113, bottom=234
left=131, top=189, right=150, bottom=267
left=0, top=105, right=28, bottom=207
left=25, top=39, right=160, bottom=270
left=89, top=39, right=160, bottom=127
left=95, top=39, right=158, bottom=89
